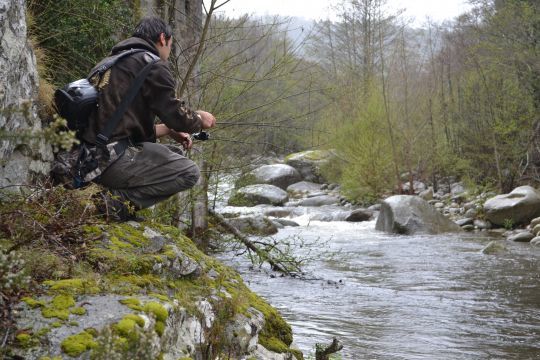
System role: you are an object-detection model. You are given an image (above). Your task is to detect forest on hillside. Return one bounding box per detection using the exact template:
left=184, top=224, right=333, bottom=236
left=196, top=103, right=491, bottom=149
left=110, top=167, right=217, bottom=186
left=28, top=0, right=539, bottom=202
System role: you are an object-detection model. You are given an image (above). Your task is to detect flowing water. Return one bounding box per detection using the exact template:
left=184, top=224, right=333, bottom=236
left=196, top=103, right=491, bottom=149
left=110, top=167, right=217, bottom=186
left=219, top=215, right=540, bottom=359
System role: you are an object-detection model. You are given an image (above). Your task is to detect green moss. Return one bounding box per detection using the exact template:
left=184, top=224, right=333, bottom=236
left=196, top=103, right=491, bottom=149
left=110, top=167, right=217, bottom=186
left=119, top=297, right=143, bottom=311
left=22, top=297, right=45, bottom=308
left=51, top=322, right=63, bottom=328
left=42, top=307, right=69, bottom=320
left=149, top=292, right=170, bottom=302
left=108, top=223, right=149, bottom=248
left=143, top=301, right=168, bottom=322
left=68, top=321, right=79, bottom=326
left=61, top=330, right=98, bottom=357
left=16, top=333, right=32, bottom=347
left=52, top=294, right=76, bottom=308
left=114, top=318, right=138, bottom=337
left=43, top=278, right=99, bottom=294
left=154, top=320, right=165, bottom=337
left=42, top=294, right=76, bottom=320
left=70, top=306, right=87, bottom=315
left=36, top=327, right=51, bottom=337
left=123, top=313, right=145, bottom=327
left=109, top=235, right=133, bottom=249
left=84, top=328, right=98, bottom=337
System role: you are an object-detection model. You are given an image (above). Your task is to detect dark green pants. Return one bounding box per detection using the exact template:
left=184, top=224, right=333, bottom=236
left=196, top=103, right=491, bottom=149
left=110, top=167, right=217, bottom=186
left=96, top=142, right=200, bottom=209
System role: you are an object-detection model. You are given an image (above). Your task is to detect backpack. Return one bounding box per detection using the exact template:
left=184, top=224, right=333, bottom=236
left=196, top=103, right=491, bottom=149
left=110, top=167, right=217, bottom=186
left=53, top=48, right=153, bottom=132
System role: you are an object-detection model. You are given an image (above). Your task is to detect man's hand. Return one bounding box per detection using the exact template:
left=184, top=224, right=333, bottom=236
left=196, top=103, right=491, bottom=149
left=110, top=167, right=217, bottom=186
left=169, top=130, right=193, bottom=150
left=196, top=110, right=216, bottom=129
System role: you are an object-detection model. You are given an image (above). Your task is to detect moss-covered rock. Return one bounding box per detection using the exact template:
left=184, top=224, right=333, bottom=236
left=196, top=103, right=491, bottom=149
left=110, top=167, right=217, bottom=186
left=10, top=221, right=302, bottom=359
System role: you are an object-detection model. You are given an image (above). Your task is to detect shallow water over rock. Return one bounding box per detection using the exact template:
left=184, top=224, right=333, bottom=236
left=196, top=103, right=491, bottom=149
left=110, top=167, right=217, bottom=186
left=219, top=218, right=540, bottom=359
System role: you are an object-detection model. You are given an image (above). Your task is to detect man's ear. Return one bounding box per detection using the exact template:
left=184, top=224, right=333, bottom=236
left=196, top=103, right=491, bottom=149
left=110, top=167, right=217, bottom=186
left=158, top=33, right=166, bottom=47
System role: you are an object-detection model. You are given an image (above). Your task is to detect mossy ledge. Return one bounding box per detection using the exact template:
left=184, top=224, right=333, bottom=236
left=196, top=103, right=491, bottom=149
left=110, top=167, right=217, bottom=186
left=8, top=219, right=302, bottom=359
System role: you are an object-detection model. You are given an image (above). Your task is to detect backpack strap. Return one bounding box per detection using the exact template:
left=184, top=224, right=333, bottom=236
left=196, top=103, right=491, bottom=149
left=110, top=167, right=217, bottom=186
left=95, top=53, right=159, bottom=147
left=88, top=48, right=147, bottom=79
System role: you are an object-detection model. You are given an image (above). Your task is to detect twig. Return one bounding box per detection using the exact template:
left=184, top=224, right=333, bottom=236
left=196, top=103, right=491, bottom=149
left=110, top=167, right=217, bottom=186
left=209, top=208, right=291, bottom=274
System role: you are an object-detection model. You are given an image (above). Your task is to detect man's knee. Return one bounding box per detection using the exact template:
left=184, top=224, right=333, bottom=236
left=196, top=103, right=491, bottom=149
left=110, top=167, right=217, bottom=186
left=180, top=163, right=200, bottom=189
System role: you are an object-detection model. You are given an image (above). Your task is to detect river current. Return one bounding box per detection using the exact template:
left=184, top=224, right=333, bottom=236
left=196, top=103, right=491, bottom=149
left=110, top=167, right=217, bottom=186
left=219, top=215, right=540, bottom=359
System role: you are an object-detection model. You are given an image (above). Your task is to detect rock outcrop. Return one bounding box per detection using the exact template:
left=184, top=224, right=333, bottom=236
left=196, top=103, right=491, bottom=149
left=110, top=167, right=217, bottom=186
left=375, top=195, right=462, bottom=235
left=483, top=186, right=540, bottom=226
left=10, top=222, right=300, bottom=359
left=0, top=0, right=53, bottom=189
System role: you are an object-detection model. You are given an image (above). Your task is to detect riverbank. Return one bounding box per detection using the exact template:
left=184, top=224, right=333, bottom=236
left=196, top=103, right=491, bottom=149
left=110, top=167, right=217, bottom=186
left=0, top=186, right=302, bottom=360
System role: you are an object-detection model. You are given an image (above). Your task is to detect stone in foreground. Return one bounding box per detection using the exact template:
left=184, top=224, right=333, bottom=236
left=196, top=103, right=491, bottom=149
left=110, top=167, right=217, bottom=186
left=229, top=184, right=288, bottom=206
left=375, top=195, right=462, bottom=235
left=483, top=186, right=540, bottom=226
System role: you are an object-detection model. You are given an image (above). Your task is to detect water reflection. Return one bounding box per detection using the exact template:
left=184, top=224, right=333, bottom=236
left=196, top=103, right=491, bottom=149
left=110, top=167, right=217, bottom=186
left=219, top=220, right=540, bottom=359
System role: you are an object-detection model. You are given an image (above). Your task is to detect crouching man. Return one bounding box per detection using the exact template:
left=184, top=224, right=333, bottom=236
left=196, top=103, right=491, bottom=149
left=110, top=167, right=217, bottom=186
left=82, top=16, right=216, bottom=221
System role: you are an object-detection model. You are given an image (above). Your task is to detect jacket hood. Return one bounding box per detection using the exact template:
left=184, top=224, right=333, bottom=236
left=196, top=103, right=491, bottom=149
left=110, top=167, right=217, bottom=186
left=111, top=37, right=159, bottom=56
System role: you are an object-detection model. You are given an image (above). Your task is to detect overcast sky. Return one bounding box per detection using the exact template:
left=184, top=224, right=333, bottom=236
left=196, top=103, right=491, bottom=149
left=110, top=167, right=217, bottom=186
left=213, top=0, right=473, bottom=25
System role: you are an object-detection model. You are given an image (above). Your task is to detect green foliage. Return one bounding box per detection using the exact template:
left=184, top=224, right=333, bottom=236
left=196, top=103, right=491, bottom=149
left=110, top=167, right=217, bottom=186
left=27, top=0, right=135, bottom=87
left=325, top=88, right=395, bottom=200
left=503, top=218, right=515, bottom=230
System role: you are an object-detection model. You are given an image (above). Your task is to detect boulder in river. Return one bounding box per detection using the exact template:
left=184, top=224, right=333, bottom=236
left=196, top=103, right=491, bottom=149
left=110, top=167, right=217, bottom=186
left=507, top=231, right=534, bottom=243
left=284, top=150, right=333, bottom=183
left=375, top=195, right=462, bottom=235
left=226, top=216, right=278, bottom=235
left=297, top=195, right=339, bottom=207
left=483, top=186, right=540, bottom=226
left=481, top=241, right=507, bottom=254
left=228, top=184, right=288, bottom=206
left=345, top=209, right=373, bottom=222
left=236, top=164, right=301, bottom=190
left=287, top=181, right=323, bottom=196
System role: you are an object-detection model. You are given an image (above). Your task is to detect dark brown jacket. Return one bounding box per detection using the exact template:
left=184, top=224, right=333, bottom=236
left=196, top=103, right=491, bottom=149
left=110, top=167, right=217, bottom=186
left=82, top=37, right=201, bottom=145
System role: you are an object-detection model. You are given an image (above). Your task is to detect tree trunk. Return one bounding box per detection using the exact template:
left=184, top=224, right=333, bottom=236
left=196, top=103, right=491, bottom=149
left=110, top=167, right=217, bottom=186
left=191, top=157, right=208, bottom=249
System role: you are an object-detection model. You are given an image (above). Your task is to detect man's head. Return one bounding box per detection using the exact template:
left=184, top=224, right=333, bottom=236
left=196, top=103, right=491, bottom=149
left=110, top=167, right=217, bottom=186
left=133, top=16, right=173, bottom=60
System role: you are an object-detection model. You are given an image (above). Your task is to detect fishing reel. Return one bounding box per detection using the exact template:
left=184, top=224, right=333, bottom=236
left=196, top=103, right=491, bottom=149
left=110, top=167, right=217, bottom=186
left=192, top=131, right=209, bottom=141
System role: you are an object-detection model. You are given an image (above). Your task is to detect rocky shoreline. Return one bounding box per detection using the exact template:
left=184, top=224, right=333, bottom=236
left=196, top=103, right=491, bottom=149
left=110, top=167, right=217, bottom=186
left=223, top=150, right=540, bottom=249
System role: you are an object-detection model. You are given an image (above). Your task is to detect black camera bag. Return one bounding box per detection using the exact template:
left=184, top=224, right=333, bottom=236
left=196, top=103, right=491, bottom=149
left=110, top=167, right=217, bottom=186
left=53, top=48, right=150, bottom=132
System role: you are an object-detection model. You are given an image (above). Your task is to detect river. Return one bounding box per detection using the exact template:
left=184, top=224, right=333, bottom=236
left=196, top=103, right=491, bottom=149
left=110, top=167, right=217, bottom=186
left=219, top=215, right=540, bottom=359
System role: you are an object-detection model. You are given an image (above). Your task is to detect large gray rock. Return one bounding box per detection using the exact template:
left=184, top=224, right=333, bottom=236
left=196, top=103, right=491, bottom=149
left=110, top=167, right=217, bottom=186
left=284, top=150, right=333, bottom=183
left=226, top=216, right=278, bottom=235
left=287, top=181, right=323, bottom=196
left=297, top=195, right=339, bottom=207
left=0, top=0, right=53, bottom=189
left=228, top=184, right=288, bottom=206
left=345, top=209, right=373, bottom=222
left=238, top=164, right=301, bottom=190
left=483, top=186, right=540, bottom=226
left=507, top=231, right=534, bottom=243
left=375, top=195, right=462, bottom=235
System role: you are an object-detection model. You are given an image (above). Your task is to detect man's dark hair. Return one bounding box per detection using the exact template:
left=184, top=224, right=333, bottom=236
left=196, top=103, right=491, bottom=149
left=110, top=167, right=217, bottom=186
left=133, top=16, right=172, bottom=43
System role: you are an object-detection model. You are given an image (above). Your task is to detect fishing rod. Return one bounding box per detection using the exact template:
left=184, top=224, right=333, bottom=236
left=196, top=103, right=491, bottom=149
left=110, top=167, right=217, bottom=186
left=215, top=121, right=333, bottom=135
left=192, top=131, right=333, bottom=153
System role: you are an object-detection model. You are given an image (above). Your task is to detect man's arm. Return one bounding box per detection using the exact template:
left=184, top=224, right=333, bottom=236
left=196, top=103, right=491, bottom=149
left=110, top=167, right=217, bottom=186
left=155, top=110, right=215, bottom=138
left=144, top=62, right=216, bottom=133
